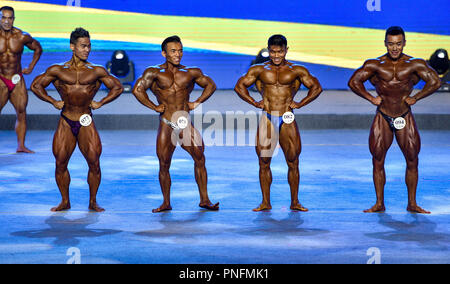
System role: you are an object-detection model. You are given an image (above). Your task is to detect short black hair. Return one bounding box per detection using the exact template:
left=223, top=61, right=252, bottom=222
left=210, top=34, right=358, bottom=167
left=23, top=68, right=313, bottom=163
left=268, top=34, right=287, bottom=48
left=385, top=26, right=405, bottom=40
left=70, top=27, right=90, bottom=44
left=161, top=35, right=182, bottom=52
left=0, top=6, right=15, bottom=16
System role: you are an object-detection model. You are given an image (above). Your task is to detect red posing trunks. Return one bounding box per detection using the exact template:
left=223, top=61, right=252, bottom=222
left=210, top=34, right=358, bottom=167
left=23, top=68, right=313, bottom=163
left=0, top=73, right=22, bottom=92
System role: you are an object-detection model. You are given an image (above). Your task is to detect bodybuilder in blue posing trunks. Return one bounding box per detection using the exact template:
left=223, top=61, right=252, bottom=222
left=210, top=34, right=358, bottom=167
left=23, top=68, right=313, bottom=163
left=234, top=35, right=322, bottom=212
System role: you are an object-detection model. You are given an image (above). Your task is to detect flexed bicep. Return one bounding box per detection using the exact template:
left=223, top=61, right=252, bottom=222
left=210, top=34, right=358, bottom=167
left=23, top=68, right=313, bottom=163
left=299, top=68, right=321, bottom=91
left=236, top=68, right=260, bottom=89
left=133, top=68, right=157, bottom=95
left=292, top=66, right=322, bottom=109
left=411, top=59, right=441, bottom=101
left=131, top=68, right=162, bottom=111
left=349, top=60, right=378, bottom=87
left=415, top=60, right=440, bottom=85
left=31, top=66, right=58, bottom=91
left=95, top=68, right=124, bottom=107
left=30, top=66, right=60, bottom=107
left=193, top=68, right=215, bottom=89
left=100, top=73, right=123, bottom=92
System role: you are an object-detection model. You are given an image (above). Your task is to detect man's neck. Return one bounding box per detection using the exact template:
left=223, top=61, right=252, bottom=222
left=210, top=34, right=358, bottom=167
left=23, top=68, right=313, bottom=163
left=165, top=61, right=181, bottom=72
left=70, top=55, right=87, bottom=68
left=387, top=53, right=404, bottom=63
left=270, top=60, right=287, bottom=68
left=0, top=28, right=13, bottom=36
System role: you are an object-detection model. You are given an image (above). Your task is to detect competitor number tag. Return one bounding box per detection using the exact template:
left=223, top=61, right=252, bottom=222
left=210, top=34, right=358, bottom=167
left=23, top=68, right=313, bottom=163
left=282, top=112, right=295, bottom=124
left=393, top=117, right=406, bottom=130
left=177, top=116, right=189, bottom=129
left=79, top=114, right=92, bottom=127
left=12, top=74, right=21, bottom=85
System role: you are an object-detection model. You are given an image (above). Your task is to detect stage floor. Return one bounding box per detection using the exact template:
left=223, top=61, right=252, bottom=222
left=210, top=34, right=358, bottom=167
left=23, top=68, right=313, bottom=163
left=0, top=130, right=449, bottom=264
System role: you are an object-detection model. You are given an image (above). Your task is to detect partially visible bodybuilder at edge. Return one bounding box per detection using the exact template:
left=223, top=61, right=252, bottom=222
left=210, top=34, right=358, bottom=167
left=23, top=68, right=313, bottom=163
left=0, top=6, right=42, bottom=153
left=31, top=28, right=123, bottom=212
left=348, top=26, right=441, bottom=214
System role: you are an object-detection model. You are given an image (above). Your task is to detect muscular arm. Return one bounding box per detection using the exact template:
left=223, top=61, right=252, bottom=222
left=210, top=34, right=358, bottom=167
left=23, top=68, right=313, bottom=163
left=411, top=59, right=441, bottom=102
left=30, top=66, right=63, bottom=109
left=189, top=68, right=216, bottom=109
left=22, top=33, right=42, bottom=74
left=348, top=60, right=379, bottom=105
left=234, top=65, right=263, bottom=108
left=93, top=67, right=124, bottom=109
left=291, top=66, right=322, bottom=109
left=132, top=68, right=163, bottom=112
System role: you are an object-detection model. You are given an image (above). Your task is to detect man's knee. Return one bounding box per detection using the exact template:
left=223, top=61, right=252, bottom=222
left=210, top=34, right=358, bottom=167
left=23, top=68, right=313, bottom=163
left=15, top=107, right=26, bottom=120
left=284, top=148, right=299, bottom=165
left=259, top=157, right=271, bottom=169
left=194, top=155, right=205, bottom=168
left=55, top=161, right=69, bottom=173
left=371, top=145, right=386, bottom=163
left=159, top=160, right=171, bottom=172
left=406, top=156, right=418, bottom=170
left=372, top=154, right=386, bottom=171
left=87, top=160, right=101, bottom=174
left=287, top=158, right=299, bottom=170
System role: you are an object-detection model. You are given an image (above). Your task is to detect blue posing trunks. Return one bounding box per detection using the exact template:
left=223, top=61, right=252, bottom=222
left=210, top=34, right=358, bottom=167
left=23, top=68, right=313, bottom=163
left=263, top=111, right=285, bottom=130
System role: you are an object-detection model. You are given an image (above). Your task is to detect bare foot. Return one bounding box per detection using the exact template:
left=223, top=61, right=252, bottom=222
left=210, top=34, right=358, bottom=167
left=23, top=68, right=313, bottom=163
left=290, top=203, right=308, bottom=212
left=253, top=203, right=272, bottom=212
left=363, top=203, right=385, bottom=213
left=51, top=201, right=71, bottom=212
left=199, top=202, right=219, bottom=211
left=407, top=204, right=431, bottom=214
left=89, top=202, right=105, bottom=212
left=152, top=203, right=172, bottom=213
left=16, top=146, right=34, bottom=154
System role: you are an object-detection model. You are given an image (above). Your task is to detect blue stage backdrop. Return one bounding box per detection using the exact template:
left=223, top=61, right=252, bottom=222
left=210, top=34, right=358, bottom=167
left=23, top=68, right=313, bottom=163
left=17, top=0, right=450, bottom=35
left=12, top=0, right=450, bottom=89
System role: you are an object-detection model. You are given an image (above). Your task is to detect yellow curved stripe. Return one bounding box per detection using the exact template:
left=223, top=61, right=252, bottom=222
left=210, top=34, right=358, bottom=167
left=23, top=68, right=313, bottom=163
left=4, top=1, right=450, bottom=69
left=3, top=0, right=139, bottom=15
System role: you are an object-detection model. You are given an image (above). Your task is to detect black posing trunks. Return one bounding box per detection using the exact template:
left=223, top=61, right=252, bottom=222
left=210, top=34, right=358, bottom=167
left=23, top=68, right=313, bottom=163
left=60, top=109, right=92, bottom=137
left=377, top=107, right=410, bottom=132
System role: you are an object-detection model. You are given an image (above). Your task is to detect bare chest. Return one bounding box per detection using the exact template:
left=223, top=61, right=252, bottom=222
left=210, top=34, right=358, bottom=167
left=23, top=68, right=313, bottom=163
left=0, top=36, right=24, bottom=55
left=155, top=69, right=194, bottom=90
left=376, top=61, right=415, bottom=83
left=259, top=67, right=297, bottom=86
left=56, top=67, right=99, bottom=86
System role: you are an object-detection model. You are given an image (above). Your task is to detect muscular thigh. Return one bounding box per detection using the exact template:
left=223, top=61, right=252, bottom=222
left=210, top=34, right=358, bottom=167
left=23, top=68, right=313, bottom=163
left=0, top=82, right=8, bottom=111
left=395, top=113, right=421, bottom=160
left=279, top=122, right=301, bottom=162
left=256, top=115, right=278, bottom=157
left=77, top=122, right=102, bottom=161
left=180, top=124, right=205, bottom=161
left=157, top=122, right=176, bottom=162
left=9, top=79, right=28, bottom=113
left=369, top=113, right=394, bottom=159
left=53, top=118, right=77, bottom=161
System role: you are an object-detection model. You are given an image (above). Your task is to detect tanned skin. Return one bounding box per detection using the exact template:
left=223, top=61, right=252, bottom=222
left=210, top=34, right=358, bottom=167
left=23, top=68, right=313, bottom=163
left=348, top=33, right=441, bottom=214
left=132, top=41, right=219, bottom=213
left=31, top=36, right=123, bottom=212
left=235, top=43, right=322, bottom=212
left=0, top=8, right=42, bottom=153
